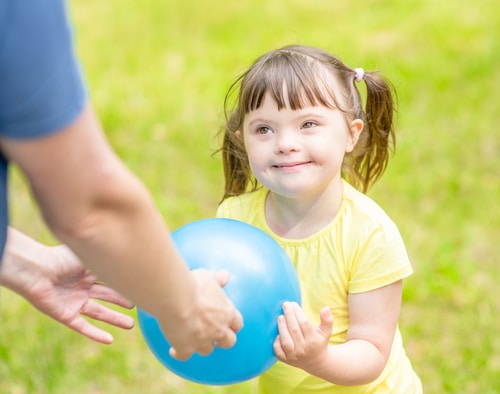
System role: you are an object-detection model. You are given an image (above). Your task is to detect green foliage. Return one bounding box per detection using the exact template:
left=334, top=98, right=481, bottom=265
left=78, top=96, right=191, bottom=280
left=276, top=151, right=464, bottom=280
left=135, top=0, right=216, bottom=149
left=2, top=0, right=499, bottom=392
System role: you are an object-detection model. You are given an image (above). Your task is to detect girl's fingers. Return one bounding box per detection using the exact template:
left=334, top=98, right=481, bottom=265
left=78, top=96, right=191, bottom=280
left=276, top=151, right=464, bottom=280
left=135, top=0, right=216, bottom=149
left=318, top=305, right=334, bottom=337
left=291, top=302, right=314, bottom=338
left=276, top=314, right=294, bottom=355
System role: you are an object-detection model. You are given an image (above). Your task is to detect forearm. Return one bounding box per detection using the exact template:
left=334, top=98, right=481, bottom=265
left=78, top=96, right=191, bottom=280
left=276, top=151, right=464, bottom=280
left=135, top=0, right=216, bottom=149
left=305, top=339, right=386, bottom=386
left=2, top=104, right=241, bottom=356
left=50, top=173, right=196, bottom=321
left=1, top=105, right=195, bottom=321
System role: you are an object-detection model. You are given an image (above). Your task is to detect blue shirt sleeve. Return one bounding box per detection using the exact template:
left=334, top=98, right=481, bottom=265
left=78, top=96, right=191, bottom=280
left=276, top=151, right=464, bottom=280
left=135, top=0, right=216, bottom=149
left=0, top=0, right=87, bottom=139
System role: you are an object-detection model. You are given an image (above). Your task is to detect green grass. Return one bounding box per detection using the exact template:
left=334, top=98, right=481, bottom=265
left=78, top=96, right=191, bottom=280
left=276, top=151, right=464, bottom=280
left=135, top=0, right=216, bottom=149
left=1, top=0, right=499, bottom=392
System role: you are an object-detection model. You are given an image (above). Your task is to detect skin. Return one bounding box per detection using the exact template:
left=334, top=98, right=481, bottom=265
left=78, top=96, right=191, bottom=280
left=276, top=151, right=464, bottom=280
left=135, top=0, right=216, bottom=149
left=240, top=94, right=362, bottom=239
left=1, top=227, right=135, bottom=344
left=238, top=93, right=402, bottom=385
left=0, top=104, right=243, bottom=360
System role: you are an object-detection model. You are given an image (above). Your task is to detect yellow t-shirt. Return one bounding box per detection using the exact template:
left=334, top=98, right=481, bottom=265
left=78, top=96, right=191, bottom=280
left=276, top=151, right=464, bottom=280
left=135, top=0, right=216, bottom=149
left=216, top=180, right=422, bottom=393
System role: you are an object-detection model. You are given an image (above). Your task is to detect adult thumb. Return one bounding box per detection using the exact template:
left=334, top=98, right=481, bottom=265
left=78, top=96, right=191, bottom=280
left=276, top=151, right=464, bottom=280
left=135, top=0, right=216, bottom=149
left=212, top=269, right=231, bottom=287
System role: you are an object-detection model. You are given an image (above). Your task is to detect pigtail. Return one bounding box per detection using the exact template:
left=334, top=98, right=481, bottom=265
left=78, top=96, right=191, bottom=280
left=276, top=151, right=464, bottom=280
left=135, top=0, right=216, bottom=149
left=217, top=82, right=258, bottom=201
left=349, top=71, right=396, bottom=192
left=219, top=115, right=254, bottom=201
left=217, top=45, right=398, bottom=199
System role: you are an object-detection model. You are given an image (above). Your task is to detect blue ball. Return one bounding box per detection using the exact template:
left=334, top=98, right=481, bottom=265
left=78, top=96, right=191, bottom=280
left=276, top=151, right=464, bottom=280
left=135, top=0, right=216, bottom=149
left=137, top=218, right=301, bottom=385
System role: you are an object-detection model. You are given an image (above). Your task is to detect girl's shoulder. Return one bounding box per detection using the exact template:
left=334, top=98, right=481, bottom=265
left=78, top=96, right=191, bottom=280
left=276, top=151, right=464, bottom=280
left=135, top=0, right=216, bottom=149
left=216, top=188, right=267, bottom=224
left=341, top=180, right=398, bottom=232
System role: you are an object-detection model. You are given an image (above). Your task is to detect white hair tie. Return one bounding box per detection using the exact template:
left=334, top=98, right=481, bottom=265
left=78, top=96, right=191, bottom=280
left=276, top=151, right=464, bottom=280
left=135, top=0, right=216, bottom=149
left=354, top=67, right=365, bottom=82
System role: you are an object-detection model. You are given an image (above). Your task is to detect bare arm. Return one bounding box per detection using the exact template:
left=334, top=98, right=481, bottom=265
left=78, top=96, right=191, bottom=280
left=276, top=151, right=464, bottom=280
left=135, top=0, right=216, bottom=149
left=274, top=280, right=402, bottom=385
left=0, top=104, right=242, bottom=359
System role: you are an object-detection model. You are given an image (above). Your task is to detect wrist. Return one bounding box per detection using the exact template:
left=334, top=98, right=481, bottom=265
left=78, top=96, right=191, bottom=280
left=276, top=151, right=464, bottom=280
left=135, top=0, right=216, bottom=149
left=1, top=229, right=49, bottom=299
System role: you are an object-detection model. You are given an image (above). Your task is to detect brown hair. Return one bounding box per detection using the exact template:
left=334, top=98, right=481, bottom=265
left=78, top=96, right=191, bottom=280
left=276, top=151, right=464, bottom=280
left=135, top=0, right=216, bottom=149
left=218, top=45, right=397, bottom=200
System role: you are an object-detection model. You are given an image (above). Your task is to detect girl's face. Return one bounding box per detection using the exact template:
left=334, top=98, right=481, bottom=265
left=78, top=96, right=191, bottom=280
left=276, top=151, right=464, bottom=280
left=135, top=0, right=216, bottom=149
left=239, top=93, right=363, bottom=201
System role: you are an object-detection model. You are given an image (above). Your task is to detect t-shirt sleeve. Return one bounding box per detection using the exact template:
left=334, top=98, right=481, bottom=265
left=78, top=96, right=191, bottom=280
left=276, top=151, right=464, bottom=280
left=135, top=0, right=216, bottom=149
left=0, top=0, right=86, bottom=139
left=348, top=219, right=413, bottom=294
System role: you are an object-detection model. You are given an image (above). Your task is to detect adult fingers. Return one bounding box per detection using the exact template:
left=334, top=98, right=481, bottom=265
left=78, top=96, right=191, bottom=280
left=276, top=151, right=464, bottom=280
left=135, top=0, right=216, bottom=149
left=89, top=283, right=135, bottom=309
left=211, top=269, right=231, bottom=287
left=229, top=308, right=244, bottom=333
left=80, top=299, right=135, bottom=330
left=200, top=269, right=244, bottom=334
left=210, top=328, right=237, bottom=349
left=169, top=340, right=215, bottom=360
left=66, top=315, right=114, bottom=344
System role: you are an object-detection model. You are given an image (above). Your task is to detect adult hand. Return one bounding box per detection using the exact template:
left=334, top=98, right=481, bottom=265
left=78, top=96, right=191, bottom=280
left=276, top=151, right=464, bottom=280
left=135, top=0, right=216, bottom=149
left=27, top=245, right=135, bottom=344
left=166, top=269, right=243, bottom=360
left=2, top=230, right=135, bottom=344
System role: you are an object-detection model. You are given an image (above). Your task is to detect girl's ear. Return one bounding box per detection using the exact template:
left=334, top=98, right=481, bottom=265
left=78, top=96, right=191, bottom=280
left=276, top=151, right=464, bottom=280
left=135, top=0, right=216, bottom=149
left=346, top=119, right=364, bottom=152
left=235, top=130, right=242, bottom=141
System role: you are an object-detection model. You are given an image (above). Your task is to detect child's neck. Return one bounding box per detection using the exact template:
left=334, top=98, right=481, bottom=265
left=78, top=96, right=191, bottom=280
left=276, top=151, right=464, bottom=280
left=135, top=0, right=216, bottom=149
left=264, top=181, right=344, bottom=239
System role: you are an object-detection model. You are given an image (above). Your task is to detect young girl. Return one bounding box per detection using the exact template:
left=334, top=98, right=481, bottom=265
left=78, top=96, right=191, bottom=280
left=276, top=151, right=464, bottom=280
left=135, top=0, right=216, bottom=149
left=216, top=45, right=422, bottom=393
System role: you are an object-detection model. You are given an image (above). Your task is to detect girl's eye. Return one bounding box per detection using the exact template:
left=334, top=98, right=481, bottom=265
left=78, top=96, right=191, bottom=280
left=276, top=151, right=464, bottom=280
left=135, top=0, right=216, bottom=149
left=302, top=121, right=317, bottom=129
left=256, top=126, right=272, bottom=135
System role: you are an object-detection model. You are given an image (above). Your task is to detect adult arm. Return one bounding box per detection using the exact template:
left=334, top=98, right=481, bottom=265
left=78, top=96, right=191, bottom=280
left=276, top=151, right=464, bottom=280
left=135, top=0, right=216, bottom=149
left=0, top=104, right=242, bottom=359
left=1, top=227, right=134, bottom=344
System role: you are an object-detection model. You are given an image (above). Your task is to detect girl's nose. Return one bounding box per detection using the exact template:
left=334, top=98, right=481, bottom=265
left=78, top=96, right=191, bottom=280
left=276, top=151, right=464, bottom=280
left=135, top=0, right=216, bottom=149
left=275, top=130, right=300, bottom=154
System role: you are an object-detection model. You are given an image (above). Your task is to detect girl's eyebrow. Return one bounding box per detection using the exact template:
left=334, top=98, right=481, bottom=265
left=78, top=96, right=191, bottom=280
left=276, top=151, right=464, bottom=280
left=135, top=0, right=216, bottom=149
left=246, top=117, right=270, bottom=127
left=246, top=108, right=331, bottom=126
left=245, top=110, right=279, bottom=125
left=291, top=108, right=331, bottom=121
left=294, top=111, right=329, bottom=119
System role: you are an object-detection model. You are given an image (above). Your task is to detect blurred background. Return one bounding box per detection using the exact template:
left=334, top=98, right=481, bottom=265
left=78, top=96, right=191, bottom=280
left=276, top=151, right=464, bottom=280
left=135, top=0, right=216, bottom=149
left=1, top=0, right=498, bottom=392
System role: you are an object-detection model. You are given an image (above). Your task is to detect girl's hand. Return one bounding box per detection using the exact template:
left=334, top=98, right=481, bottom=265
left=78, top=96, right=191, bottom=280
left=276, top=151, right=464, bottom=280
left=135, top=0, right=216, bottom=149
left=273, top=301, right=333, bottom=370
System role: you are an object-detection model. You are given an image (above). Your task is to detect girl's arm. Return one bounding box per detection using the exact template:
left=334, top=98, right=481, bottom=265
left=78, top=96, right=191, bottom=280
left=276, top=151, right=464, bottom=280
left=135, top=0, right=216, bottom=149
left=274, top=280, right=402, bottom=386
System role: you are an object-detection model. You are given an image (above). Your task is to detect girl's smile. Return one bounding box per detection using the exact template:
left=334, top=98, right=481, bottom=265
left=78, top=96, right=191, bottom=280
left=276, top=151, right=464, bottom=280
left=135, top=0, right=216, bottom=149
left=240, top=93, right=362, bottom=202
left=217, top=45, right=418, bottom=392
left=271, top=160, right=313, bottom=170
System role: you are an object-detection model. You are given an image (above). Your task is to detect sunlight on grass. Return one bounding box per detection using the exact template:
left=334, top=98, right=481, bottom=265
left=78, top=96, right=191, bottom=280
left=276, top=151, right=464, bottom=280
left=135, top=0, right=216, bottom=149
left=1, top=0, right=499, bottom=393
